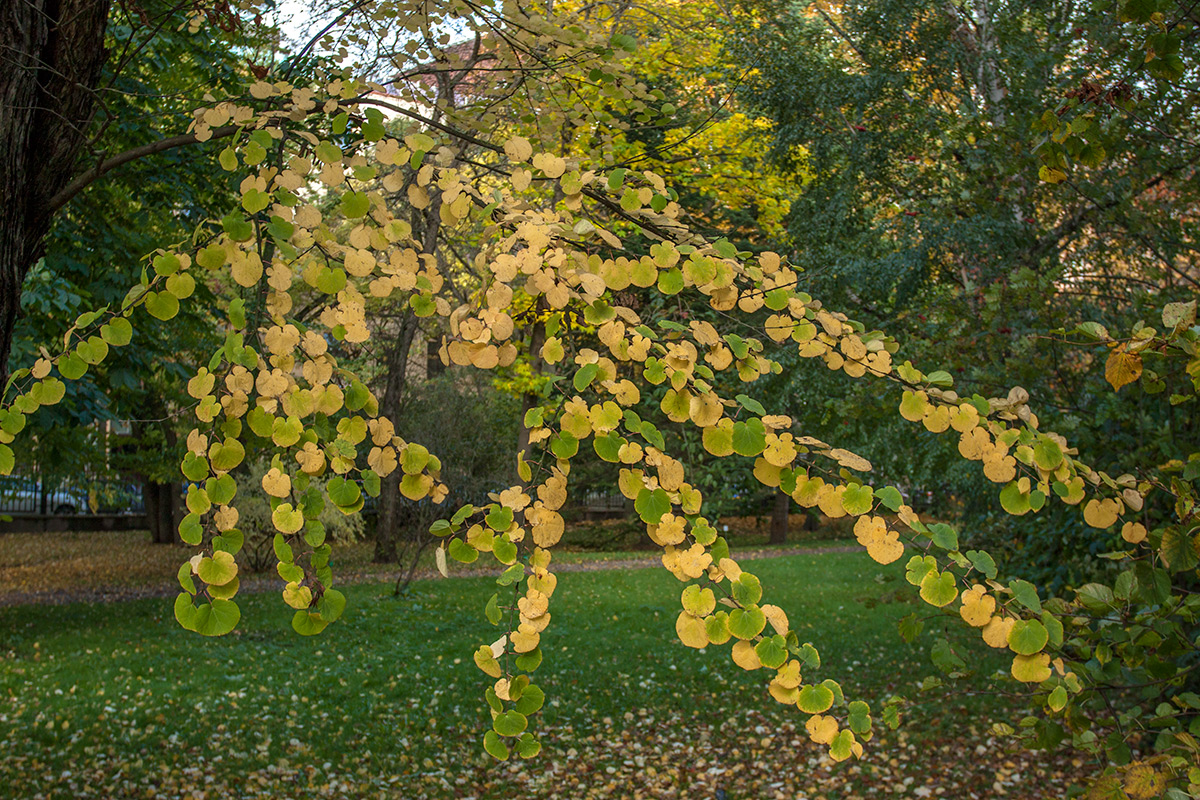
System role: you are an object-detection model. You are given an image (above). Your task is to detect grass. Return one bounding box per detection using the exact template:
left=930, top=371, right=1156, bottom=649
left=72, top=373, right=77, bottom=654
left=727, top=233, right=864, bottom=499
left=0, top=551, right=1084, bottom=799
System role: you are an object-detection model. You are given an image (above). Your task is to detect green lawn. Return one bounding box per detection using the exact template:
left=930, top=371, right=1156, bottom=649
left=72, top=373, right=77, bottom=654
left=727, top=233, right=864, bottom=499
left=0, top=552, right=1079, bottom=799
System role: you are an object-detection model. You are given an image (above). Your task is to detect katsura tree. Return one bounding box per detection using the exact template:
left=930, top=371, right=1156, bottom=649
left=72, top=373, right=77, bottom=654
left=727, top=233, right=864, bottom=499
left=1, top=1, right=1199, bottom=797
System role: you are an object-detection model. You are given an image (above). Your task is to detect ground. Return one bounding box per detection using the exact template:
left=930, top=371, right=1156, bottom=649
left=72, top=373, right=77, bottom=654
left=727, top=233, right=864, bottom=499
left=0, top=526, right=1088, bottom=799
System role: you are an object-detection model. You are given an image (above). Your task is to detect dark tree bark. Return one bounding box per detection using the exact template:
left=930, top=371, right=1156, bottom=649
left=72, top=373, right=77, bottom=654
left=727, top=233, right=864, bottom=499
left=769, top=488, right=790, bottom=544
left=372, top=314, right=418, bottom=563
left=144, top=481, right=179, bottom=544
left=1, top=0, right=111, bottom=378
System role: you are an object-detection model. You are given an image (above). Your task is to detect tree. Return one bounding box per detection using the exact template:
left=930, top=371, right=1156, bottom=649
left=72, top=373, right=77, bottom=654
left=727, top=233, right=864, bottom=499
left=3, top=0, right=1199, bottom=794
left=734, top=0, right=1200, bottom=584
left=10, top=2, right=251, bottom=541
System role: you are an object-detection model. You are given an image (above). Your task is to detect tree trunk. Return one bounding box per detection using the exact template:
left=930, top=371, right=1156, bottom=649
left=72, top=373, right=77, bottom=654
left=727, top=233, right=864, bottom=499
left=145, top=481, right=178, bottom=544
left=517, top=318, right=546, bottom=474
left=1, top=0, right=111, bottom=378
left=769, top=488, right=790, bottom=544
left=373, top=315, right=418, bottom=563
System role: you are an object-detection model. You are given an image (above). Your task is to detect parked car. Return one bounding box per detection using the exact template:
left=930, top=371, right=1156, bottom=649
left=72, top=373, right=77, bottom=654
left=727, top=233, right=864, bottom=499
left=0, top=476, right=88, bottom=515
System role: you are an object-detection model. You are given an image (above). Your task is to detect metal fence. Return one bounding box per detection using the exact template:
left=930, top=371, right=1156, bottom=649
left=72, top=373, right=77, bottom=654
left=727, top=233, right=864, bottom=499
left=0, top=475, right=144, bottom=516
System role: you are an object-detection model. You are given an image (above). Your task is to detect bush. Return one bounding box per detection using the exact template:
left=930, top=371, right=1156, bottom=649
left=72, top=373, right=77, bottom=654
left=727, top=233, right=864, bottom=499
left=237, top=459, right=365, bottom=572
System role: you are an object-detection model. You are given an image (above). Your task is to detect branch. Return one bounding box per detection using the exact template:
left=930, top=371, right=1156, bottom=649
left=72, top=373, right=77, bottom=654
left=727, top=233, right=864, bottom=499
left=44, top=124, right=239, bottom=215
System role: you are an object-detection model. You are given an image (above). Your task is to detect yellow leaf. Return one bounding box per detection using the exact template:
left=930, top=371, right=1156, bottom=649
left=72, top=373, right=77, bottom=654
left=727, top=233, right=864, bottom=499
left=282, top=582, right=312, bottom=609
left=1011, top=653, right=1051, bottom=683
left=1104, top=348, right=1142, bottom=391
left=1120, top=521, right=1147, bottom=544
left=959, top=585, right=996, bottom=627
left=261, top=468, right=291, bottom=498
left=675, top=611, right=709, bottom=649
left=504, top=136, right=533, bottom=162
left=761, top=604, right=789, bottom=635
left=731, top=639, right=762, bottom=670
left=981, top=616, right=1015, bottom=649
left=805, top=714, right=838, bottom=745
left=231, top=252, right=264, bottom=287
left=1083, top=497, right=1121, bottom=529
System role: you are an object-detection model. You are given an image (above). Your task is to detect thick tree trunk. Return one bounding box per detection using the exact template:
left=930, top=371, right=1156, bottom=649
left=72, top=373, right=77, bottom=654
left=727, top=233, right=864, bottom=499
left=1, top=0, right=110, bottom=378
left=769, top=488, right=790, bottom=544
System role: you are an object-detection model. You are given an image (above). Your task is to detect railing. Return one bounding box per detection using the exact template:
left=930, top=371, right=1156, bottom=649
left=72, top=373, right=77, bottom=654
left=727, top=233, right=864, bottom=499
left=582, top=491, right=626, bottom=519
left=0, top=475, right=145, bottom=516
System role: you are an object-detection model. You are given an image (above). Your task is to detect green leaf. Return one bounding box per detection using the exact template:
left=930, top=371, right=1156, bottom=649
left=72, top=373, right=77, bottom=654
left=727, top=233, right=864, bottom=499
left=734, top=393, right=766, bottom=415
left=318, top=588, right=346, bottom=622
left=847, top=701, right=871, bottom=734
left=1160, top=527, right=1199, bottom=572
left=1032, top=438, right=1064, bottom=471
left=829, top=730, right=856, bottom=761
left=593, top=432, right=623, bottom=462
left=485, top=593, right=503, bottom=625
left=483, top=730, right=510, bottom=761
left=754, top=635, right=788, bottom=669
left=292, top=610, right=329, bottom=636
left=904, top=555, right=937, bottom=586
left=144, top=291, right=180, bottom=320
left=730, top=573, right=763, bottom=605
left=514, top=685, right=545, bottom=715
left=731, top=419, right=766, bottom=457
left=925, top=370, right=953, bottom=388
left=206, top=474, right=236, bottom=506
left=898, top=613, right=924, bottom=643
left=549, top=432, right=579, bottom=459
left=514, top=648, right=542, bottom=672
left=876, top=486, right=903, bottom=512
left=174, top=593, right=198, bottom=630
left=657, top=268, right=683, bottom=295
left=492, top=535, right=518, bottom=565
left=797, top=683, right=834, bottom=714
left=58, top=353, right=87, bottom=380
left=573, top=363, right=599, bottom=391
left=361, top=470, right=381, bottom=498
left=841, top=484, right=873, bottom=516
left=727, top=605, right=767, bottom=639
left=931, top=638, right=966, bottom=673
left=634, top=488, right=671, bottom=524
left=493, top=710, right=528, bottom=737
left=1009, top=579, right=1043, bottom=613
left=448, top=539, right=478, bottom=563
left=193, top=599, right=240, bottom=636
left=919, top=571, right=958, bottom=607
left=178, top=513, right=202, bottom=545
left=1008, top=620, right=1049, bottom=656
left=966, top=550, right=997, bottom=578
left=340, top=191, right=370, bottom=218
left=516, top=733, right=541, bottom=759
left=496, top=564, right=524, bottom=586
left=210, top=438, right=245, bottom=472
left=100, top=318, right=133, bottom=346
left=999, top=481, right=1031, bottom=516
left=928, top=523, right=959, bottom=551
left=486, top=505, right=514, bottom=531
left=197, top=551, right=237, bottom=586
left=327, top=476, right=362, bottom=509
